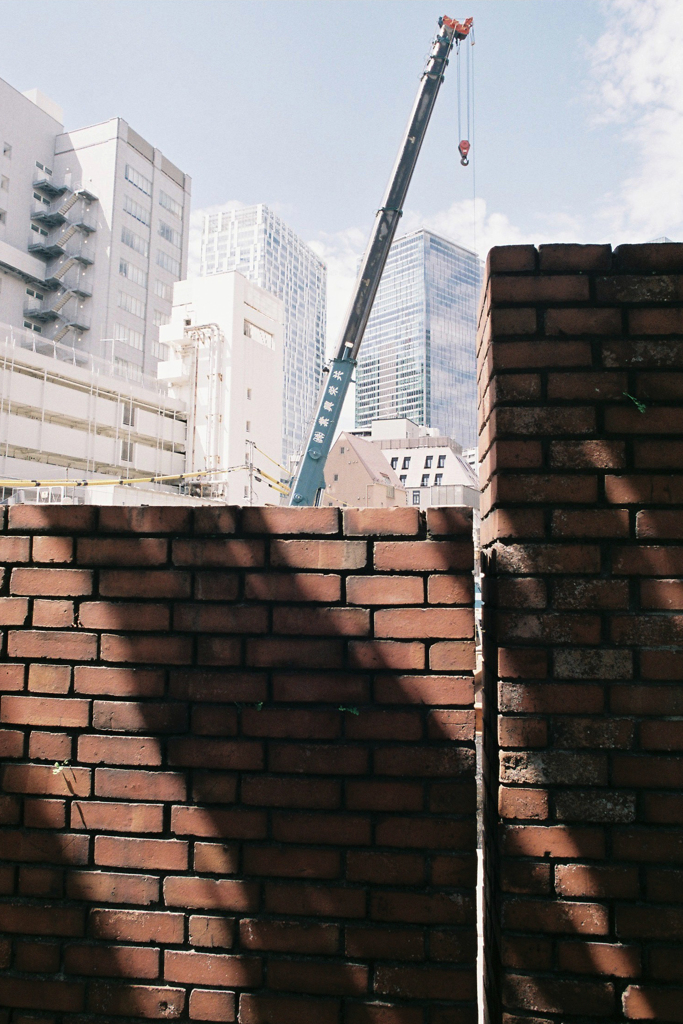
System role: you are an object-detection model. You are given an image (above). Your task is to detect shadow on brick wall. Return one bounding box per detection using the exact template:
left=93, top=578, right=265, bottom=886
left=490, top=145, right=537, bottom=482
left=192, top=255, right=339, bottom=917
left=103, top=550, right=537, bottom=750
left=0, top=503, right=479, bottom=1024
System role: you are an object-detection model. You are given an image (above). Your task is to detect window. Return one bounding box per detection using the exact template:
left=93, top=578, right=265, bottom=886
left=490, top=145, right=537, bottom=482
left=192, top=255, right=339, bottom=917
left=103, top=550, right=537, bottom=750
left=399, top=475, right=407, bottom=485
left=125, top=164, right=152, bottom=195
left=0, top=176, right=8, bottom=191
left=114, top=323, right=144, bottom=350
left=23, top=321, right=42, bottom=333
left=247, top=388, right=252, bottom=400
left=246, top=421, right=251, bottom=432
left=156, top=250, right=180, bottom=276
left=159, top=190, right=183, bottom=218
left=114, top=357, right=143, bottom=383
left=159, top=221, right=181, bottom=248
left=333, top=474, right=338, bottom=481
left=435, top=473, right=443, bottom=486
left=152, top=309, right=169, bottom=327
left=121, top=225, right=149, bottom=258
left=244, top=319, right=274, bottom=349
left=120, top=440, right=134, bottom=463
left=123, top=194, right=150, bottom=225
left=3, top=143, right=11, bottom=158
left=154, top=279, right=172, bottom=301
left=340, top=447, right=345, bottom=455
left=390, top=457, right=398, bottom=470
left=437, top=454, right=446, bottom=468
left=26, top=288, right=44, bottom=300
left=118, top=291, right=145, bottom=319
left=152, top=340, right=168, bottom=360
left=122, top=402, right=135, bottom=427
left=35, top=161, right=43, bottom=170
left=424, top=455, right=433, bottom=468
left=412, top=491, right=421, bottom=505
left=0, top=209, right=6, bottom=225
left=402, top=457, right=411, bottom=470
left=119, top=259, right=148, bottom=288
left=421, top=474, right=430, bottom=487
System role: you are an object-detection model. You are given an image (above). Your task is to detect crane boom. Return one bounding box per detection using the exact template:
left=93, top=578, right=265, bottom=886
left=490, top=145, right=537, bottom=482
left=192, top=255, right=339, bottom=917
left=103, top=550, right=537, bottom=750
left=289, top=15, right=472, bottom=507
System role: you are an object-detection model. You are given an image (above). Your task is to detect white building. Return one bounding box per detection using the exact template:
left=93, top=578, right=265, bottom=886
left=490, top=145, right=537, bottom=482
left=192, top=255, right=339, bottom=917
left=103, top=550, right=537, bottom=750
left=366, top=418, right=479, bottom=510
left=200, top=204, right=325, bottom=465
left=0, top=320, right=186, bottom=490
left=0, top=77, right=190, bottom=383
left=158, top=272, right=284, bottom=505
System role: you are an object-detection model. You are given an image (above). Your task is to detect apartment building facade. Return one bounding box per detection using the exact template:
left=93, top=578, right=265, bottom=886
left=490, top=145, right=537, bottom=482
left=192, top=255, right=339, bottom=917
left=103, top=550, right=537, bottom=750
left=355, top=229, right=481, bottom=449
left=200, top=204, right=326, bottom=464
left=0, top=77, right=190, bottom=386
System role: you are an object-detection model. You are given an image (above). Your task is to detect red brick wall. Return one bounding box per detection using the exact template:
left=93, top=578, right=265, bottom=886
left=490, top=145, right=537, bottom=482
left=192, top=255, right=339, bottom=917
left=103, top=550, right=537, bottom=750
left=479, top=242, right=683, bottom=1023
left=0, top=503, right=476, bottom=1024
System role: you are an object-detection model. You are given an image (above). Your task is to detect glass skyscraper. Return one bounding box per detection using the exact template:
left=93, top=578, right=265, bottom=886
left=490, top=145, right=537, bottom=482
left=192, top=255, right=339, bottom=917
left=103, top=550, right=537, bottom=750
left=355, top=229, right=481, bottom=449
left=200, top=204, right=326, bottom=463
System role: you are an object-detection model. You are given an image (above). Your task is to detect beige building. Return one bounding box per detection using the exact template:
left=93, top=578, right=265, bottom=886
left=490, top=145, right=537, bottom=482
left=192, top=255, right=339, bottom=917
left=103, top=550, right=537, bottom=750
left=323, top=431, right=406, bottom=508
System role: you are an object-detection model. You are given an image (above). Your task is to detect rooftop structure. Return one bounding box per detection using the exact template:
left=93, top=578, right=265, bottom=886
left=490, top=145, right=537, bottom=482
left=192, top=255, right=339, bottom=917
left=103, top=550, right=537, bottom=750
left=323, top=430, right=406, bottom=508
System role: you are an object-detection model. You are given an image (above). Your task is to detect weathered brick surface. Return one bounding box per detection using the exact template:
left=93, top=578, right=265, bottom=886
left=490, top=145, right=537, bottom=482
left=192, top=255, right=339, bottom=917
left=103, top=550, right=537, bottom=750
left=0, top=505, right=475, bottom=1021
left=480, top=242, right=683, bottom=1023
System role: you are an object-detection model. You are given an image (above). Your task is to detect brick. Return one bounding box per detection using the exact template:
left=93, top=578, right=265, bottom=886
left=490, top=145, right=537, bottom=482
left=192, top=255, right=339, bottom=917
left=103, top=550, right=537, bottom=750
left=622, top=985, right=683, bottom=1021
left=239, top=994, right=340, bottom=1024
left=32, top=535, right=74, bottom=562
left=92, top=700, right=187, bottom=733
left=24, top=796, right=65, bottom=828
left=500, top=683, right=603, bottom=714
left=553, top=578, right=629, bottom=610
left=197, top=637, right=242, bottom=665
left=0, top=597, right=27, bottom=624
left=268, top=959, right=367, bottom=996
left=194, top=843, right=240, bottom=873
left=503, top=974, right=614, bottom=1016
left=168, top=739, right=262, bottom=770
left=71, top=800, right=163, bottom=832
left=0, top=535, right=30, bottom=561
left=169, top=670, right=266, bottom=703
left=189, top=989, right=236, bottom=1022
left=375, top=540, right=472, bottom=571
left=488, top=245, right=537, bottom=273
left=244, top=506, right=339, bottom=534
left=1, top=694, right=89, bottom=727
left=192, top=774, right=239, bottom=804
left=637, top=510, right=683, bottom=539
left=0, top=903, right=83, bottom=935
left=480, top=510, right=545, bottom=544
left=87, top=983, right=185, bottom=1018
left=190, top=705, right=239, bottom=735
left=100, top=569, right=192, bottom=598
left=499, top=787, right=548, bottom=820
left=77, top=537, right=168, bottom=565
left=498, top=718, right=547, bottom=748
left=539, top=243, right=612, bottom=272
left=89, top=908, right=184, bottom=944
left=425, top=507, right=474, bottom=536
left=164, top=950, right=262, bottom=987
left=9, top=505, right=94, bottom=532
left=239, top=918, right=339, bottom=953
left=375, top=675, right=473, bottom=705
left=347, top=709, right=422, bottom=741
left=189, top=915, right=236, bottom=948
left=503, top=825, right=605, bottom=858
left=3, top=762, right=90, bottom=796
left=606, top=474, right=683, bottom=505
left=272, top=811, right=370, bottom=845
left=0, top=729, right=24, bottom=757
left=272, top=672, right=368, bottom=704
left=429, top=642, right=476, bottom=671
left=0, top=664, right=24, bottom=691
left=100, top=506, right=191, bottom=533
left=372, top=891, right=474, bottom=925
left=350, top=641, right=425, bottom=670
left=243, top=845, right=340, bottom=878
left=501, top=751, right=607, bottom=786
left=375, top=607, right=473, bottom=639
left=64, top=942, right=159, bottom=977
left=347, top=575, right=424, bottom=606
left=597, top=272, right=683, bottom=302
left=33, top=598, right=74, bottom=627
left=0, top=828, right=87, bottom=866
left=15, top=940, right=60, bottom=972
left=80, top=601, right=170, bottom=631
left=175, top=603, right=267, bottom=633
left=347, top=850, right=424, bottom=885
left=265, top=881, right=366, bottom=918
left=28, top=731, right=71, bottom=761
left=78, top=733, right=162, bottom=765
left=247, top=637, right=344, bottom=668
left=68, top=870, right=159, bottom=905
left=493, top=474, right=598, bottom=505
left=241, top=774, right=340, bottom=809
left=95, top=836, right=188, bottom=870
left=194, top=507, right=238, bottom=534
left=550, top=439, right=626, bottom=469
left=375, top=965, right=475, bottom=1001
left=630, top=307, right=683, bottom=335
left=8, top=630, right=97, bottom=661
left=343, top=507, right=420, bottom=535
left=101, top=633, right=192, bottom=664
left=273, top=605, right=370, bottom=635
left=375, top=746, right=474, bottom=778
left=498, top=649, right=547, bottom=679
left=552, top=508, right=629, bottom=537
left=555, top=863, right=638, bottom=899
left=171, top=805, right=266, bottom=838
left=10, top=567, right=92, bottom=595
left=244, top=572, right=340, bottom=602
left=503, top=899, right=609, bottom=935
left=270, top=538, right=366, bottom=569
left=546, top=307, right=620, bottom=336
left=174, top=537, right=265, bottom=567
left=74, top=666, right=165, bottom=696
left=241, top=707, right=339, bottom=739
left=0, top=977, right=84, bottom=1012
left=494, top=543, right=600, bottom=574
left=557, top=941, right=641, bottom=977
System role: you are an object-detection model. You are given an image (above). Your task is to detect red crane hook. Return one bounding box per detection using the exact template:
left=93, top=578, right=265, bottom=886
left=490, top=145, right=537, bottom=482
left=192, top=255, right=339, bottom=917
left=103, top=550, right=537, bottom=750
left=458, top=139, right=470, bottom=166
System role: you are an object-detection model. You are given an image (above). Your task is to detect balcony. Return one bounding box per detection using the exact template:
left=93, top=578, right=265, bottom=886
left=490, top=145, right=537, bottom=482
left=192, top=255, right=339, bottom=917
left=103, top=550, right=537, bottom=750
left=60, top=272, right=92, bottom=298
left=65, top=312, right=91, bottom=332
left=23, top=300, right=61, bottom=323
left=30, top=199, right=67, bottom=228
left=65, top=243, right=95, bottom=265
left=73, top=183, right=98, bottom=203
left=71, top=210, right=97, bottom=233
left=27, top=232, right=65, bottom=259
left=32, top=176, right=68, bottom=199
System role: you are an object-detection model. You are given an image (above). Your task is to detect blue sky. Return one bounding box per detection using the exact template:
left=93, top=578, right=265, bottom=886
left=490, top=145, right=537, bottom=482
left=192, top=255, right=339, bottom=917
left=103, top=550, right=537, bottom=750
left=3, top=0, right=681, bottom=351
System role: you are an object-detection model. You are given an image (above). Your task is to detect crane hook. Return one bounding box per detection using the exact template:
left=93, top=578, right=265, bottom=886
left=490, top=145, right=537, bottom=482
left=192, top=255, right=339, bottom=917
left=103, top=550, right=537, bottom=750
left=458, top=139, right=470, bottom=166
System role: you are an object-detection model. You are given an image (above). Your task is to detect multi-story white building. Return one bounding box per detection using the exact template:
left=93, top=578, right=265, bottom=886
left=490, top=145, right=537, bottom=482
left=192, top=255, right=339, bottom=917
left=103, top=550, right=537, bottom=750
left=158, top=272, right=284, bottom=505
left=200, top=204, right=326, bottom=464
left=0, top=320, right=186, bottom=489
left=0, top=77, right=190, bottom=385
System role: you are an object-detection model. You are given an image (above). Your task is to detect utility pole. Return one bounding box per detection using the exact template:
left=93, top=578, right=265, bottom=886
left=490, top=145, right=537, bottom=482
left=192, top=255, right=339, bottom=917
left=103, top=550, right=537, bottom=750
left=245, top=439, right=255, bottom=506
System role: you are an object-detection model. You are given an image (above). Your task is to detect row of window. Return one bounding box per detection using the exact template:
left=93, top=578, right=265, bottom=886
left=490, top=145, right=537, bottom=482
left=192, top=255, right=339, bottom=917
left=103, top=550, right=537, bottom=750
left=243, top=319, right=274, bottom=350
left=114, top=323, right=143, bottom=351
left=390, top=453, right=446, bottom=471
left=118, top=290, right=145, bottom=320
left=120, top=226, right=181, bottom=277
left=124, top=166, right=183, bottom=220
left=399, top=473, right=444, bottom=487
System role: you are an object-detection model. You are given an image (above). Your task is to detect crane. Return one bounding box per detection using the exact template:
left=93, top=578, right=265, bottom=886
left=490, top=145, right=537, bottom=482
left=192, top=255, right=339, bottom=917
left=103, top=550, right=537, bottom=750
left=289, top=14, right=473, bottom=507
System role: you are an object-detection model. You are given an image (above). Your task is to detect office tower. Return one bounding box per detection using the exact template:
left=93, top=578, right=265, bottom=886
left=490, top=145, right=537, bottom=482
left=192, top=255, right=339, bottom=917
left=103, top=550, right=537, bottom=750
left=355, top=229, right=481, bottom=449
left=159, top=272, right=284, bottom=505
left=200, top=204, right=326, bottom=464
left=0, top=77, right=190, bottom=383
